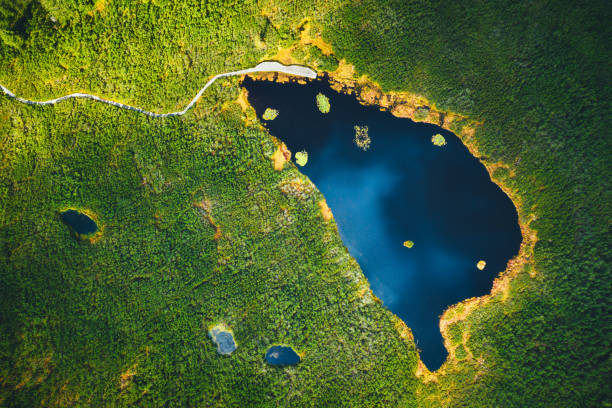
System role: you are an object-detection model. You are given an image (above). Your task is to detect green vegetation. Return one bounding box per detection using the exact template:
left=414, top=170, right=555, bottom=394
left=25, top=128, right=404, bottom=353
left=295, top=150, right=308, bottom=166
left=262, top=107, right=279, bottom=121
left=0, top=85, right=418, bottom=407
left=307, top=45, right=339, bottom=72
left=353, top=125, right=371, bottom=151
left=454, top=344, right=467, bottom=360
left=0, top=0, right=610, bottom=407
left=315, top=92, right=330, bottom=113
left=431, top=134, right=446, bottom=147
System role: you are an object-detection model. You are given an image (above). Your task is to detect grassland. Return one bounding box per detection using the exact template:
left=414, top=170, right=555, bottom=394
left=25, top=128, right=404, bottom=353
left=1, top=0, right=610, bottom=407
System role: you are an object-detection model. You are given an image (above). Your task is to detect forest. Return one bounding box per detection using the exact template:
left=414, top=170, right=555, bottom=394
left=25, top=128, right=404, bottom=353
left=0, top=0, right=610, bottom=407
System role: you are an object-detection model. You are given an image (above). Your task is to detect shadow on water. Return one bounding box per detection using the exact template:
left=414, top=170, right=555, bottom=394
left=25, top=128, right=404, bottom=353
left=243, top=76, right=522, bottom=370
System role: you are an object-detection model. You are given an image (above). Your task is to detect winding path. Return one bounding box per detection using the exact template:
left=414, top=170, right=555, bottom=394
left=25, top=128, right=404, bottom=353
left=0, top=61, right=317, bottom=118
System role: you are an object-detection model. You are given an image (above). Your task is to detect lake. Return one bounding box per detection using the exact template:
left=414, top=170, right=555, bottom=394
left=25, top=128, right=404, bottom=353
left=265, top=345, right=301, bottom=366
left=243, top=76, right=522, bottom=370
left=60, top=209, right=98, bottom=236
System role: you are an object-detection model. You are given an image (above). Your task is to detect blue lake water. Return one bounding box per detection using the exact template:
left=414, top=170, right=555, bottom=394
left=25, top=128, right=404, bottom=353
left=243, top=76, right=522, bottom=370
left=265, top=345, right=301, bottom=366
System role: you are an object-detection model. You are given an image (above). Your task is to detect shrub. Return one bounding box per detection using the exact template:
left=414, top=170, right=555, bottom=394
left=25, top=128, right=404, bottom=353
left=308, top=45, right=339, bottom=71
left=431, top=134, right=447, bottom=147
left=316, top=93, right=330, bottom=113
left=295, top=150, right=308, bottom=166
left=262, top=108, right=279, bottom=121
left=353, top=125, right=371, bottom=150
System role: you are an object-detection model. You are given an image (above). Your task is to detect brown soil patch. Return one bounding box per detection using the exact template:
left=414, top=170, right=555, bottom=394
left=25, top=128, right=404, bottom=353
left=415, top=360, right=438, bottom=384
left=308, top=36, right=334, bottom=55
left=275, top=48, right=295, bottom=65
left=390, top=103, right=415, bottom=118
left=318, top=200, right=333, bottom=220
left=236, top=88, right=251, bottom=112
left=299, top=20, right=334, bottom=54
left=360, top=87, right=383, bottom=105
left=247, top=71, right=295, bottom=84
left=335, top=60, right=356, bottom=79
left=461, top=125, right=476, bottom=139
left=271, top=143, right=291, bottom=171
left=119, top=364, right=137, bottom=390
left=193, top=199, right=212, bottom=213
left=213, top=225, right=222, bottom=240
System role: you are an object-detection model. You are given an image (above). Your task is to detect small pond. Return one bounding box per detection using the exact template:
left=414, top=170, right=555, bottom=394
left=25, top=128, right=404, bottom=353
left=243, top=76, right=522, bottom=370
left=209, top=324, right=237, bottom=355
left=265, top=345, right=301, bottom=366
left=60, top=209, right=98, bottom=235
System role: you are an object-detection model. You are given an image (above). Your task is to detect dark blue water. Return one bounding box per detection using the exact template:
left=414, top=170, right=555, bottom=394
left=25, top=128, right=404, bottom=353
left=265, top=346, right=301, bottom=366
left=243, top=77, right=522, bottom=370
left=60, top=209, right=98, bottom=235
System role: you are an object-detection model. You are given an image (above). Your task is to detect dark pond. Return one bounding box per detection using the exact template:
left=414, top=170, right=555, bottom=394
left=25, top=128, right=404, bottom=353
left=265, top=345, right=301, bottom=366
left=60, top=209, right=98, bottom=235
left=243, top=77, right=522, bottom=370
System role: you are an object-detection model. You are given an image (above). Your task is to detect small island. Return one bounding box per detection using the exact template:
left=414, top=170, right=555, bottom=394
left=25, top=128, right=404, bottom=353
left=262, top=108, right=279, bottom=121
left=316, top=92, right=330, bottom=113
left=431, top=134, right=447, bottom=147
left=295, top=150, right=308, bottom=166
left=353, top=125, right=371, bottom=151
